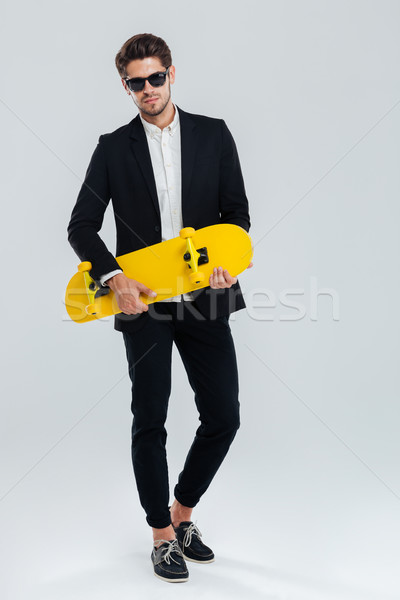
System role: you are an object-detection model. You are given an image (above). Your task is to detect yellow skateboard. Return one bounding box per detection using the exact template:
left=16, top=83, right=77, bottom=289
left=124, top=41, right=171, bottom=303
left=65, top=224, right=253, bottom=324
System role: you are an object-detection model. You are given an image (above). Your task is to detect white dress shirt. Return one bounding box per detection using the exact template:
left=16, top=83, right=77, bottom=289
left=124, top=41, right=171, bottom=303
left=100, top=103, right=193, bottom=302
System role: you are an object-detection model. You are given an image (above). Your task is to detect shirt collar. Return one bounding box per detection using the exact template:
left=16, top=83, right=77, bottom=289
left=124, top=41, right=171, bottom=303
left=139, top=103, right=179, bottom=138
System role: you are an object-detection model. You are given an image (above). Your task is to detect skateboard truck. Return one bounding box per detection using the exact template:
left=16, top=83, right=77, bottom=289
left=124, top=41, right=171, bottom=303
left=180, top=227, right=209, bottom=284
left=77, top=261, right=109, bottom=315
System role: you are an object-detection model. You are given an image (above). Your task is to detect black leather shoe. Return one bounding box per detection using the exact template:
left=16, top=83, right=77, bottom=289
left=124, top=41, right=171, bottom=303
left=172, top=521, right=215, bottom=563
left=151, top=538, right=189, bottom=582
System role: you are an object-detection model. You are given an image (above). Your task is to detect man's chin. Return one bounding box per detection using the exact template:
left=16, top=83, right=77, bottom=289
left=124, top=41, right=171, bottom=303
left=142, top=103, right=159, bottom=113
left=140, top=98, right=170, bottom=117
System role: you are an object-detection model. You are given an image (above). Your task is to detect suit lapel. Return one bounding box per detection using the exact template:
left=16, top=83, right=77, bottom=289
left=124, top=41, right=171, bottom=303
left=129, top=115, right=160, bottom=219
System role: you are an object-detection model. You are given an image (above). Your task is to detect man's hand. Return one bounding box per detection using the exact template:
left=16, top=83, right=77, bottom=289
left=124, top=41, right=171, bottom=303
left=209, top=262, right=253, bottom=289
left=106, top=272, right=157, bottom=314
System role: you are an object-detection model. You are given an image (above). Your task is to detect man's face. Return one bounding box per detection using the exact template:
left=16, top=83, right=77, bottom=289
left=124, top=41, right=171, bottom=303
left=122, top=57, right=175, bottom=117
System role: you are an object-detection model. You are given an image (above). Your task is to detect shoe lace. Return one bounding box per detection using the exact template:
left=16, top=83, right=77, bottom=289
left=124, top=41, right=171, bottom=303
left=153, top=538, right=183, bottom=565
left=182, top=521, right=202, bottom=548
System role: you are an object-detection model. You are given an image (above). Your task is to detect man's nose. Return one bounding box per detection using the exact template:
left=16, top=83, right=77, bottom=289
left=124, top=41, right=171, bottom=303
left=143, top=79, right=155, bottom=93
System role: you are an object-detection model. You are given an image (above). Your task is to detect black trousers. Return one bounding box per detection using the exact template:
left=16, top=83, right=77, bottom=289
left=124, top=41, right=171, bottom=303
left=122, top=300, right=241, bottom=529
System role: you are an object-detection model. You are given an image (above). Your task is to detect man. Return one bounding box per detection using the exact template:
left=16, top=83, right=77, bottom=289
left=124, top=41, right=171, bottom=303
left=67, top=33, right=251, bottom=583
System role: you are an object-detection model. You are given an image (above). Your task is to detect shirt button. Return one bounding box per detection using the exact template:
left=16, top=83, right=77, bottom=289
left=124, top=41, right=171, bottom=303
left=155, top=225, right=160, bottom=232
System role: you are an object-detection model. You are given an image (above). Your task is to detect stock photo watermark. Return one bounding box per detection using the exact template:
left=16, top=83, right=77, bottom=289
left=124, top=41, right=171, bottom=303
left=241, top=276, right=340, bottom=322
left=62, top=276, right=339, bottom=323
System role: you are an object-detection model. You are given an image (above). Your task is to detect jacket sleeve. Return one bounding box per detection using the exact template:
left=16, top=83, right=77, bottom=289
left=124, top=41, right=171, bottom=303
left=218, top=120, right=251, bottom=233
left=67, top=135, right=121, bottom=281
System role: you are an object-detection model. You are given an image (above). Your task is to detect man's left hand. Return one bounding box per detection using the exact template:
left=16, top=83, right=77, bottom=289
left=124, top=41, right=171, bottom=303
left=209, top=266, right=236, bottom=289
left=209, top=262, right=253, bottom=289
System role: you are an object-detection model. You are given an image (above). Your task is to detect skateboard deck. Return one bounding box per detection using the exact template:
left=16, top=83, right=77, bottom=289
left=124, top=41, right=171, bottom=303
left=65, top=224, right=253, bottom=324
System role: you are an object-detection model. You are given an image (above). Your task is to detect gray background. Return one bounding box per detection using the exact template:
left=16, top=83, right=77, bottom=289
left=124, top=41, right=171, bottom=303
left=1, top=0, right=399, bottom=598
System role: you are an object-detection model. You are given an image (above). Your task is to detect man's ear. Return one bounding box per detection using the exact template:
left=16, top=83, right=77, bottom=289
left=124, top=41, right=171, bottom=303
left=169, top=65, right=176, bottom=85
left=121, top=78, right=130, bottom=94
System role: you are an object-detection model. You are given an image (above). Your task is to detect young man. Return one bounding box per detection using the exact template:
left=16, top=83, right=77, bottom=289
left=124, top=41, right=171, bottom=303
left=67, top=33, right=251, bottom=583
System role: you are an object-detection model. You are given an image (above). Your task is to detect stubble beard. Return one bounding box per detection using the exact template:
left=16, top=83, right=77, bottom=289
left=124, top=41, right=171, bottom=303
left=133, top=84, right=171, bottom=117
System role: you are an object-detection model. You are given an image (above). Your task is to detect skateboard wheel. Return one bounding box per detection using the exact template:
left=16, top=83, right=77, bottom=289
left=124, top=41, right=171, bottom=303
left=85, top=303, right=97, bottom=315
left=189, top=271, right=205, bottom=285
left=78, top=261, right=92, bottom=272
left=179, top=227, right=195, bottom=239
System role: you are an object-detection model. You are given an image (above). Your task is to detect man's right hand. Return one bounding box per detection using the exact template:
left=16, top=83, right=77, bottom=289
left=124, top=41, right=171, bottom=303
left=105, top=272, right=157, bottom=315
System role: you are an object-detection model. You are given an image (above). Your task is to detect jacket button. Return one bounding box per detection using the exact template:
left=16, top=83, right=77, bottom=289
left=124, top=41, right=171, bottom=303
left=155, top=225, right=160, bottom=232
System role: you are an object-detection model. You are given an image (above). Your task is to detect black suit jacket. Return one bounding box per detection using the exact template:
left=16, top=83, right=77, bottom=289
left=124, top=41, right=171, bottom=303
left=67, top=105, right=251, bottom=332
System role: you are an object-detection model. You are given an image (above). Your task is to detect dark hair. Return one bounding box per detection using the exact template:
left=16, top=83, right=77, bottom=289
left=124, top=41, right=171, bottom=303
left=115, top=33, right=172, bottom=78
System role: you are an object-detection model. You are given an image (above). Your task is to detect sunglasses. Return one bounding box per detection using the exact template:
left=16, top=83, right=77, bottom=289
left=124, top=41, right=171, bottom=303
left=124, top=67, right=170, bottom=92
